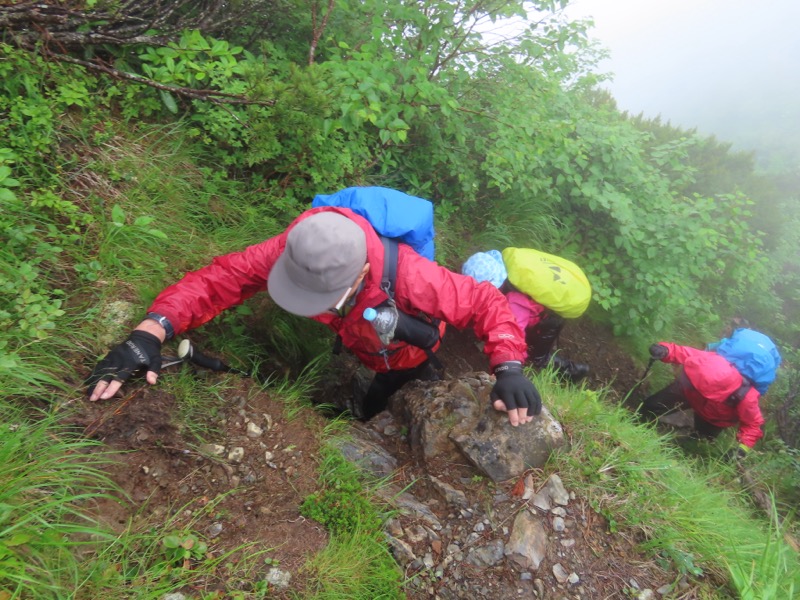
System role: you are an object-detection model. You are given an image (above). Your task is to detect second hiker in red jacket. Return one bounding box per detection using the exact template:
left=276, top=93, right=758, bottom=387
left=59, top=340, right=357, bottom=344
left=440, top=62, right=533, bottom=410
left=643, top=342, right=765, bottom=456
left=87, top=207, right=540, bottom=426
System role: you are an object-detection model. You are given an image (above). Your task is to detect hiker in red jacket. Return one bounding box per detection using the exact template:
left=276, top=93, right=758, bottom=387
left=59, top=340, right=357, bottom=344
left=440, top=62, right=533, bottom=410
left=642, top=342, right=765, bottom=456
left=87, top=207, right=541, bottom=426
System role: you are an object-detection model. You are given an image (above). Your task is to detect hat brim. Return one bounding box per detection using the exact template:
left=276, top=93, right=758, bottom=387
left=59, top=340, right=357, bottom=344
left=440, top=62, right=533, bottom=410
left=268, top=252, right=351, bottom=317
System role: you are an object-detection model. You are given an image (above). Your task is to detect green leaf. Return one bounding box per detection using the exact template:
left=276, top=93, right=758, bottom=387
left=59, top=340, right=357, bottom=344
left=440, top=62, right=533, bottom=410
left=5, top=533, right=32, bottom=547
left=162, top=535, right=182, bottom=549
left=111, top=204, right=125, bottom=225
left=159, top=89, right=179, bottom=114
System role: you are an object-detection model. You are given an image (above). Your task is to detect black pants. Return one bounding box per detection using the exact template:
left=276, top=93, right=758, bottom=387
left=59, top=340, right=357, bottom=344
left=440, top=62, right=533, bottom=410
left=527, top=311, right=565, bottom=367
left=640, top=375, right=724, bottom=440
left=361, top=359, right=440, bottom=421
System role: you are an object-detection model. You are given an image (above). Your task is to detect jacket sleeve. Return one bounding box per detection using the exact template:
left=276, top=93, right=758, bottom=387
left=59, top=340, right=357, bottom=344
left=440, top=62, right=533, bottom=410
left=658, top=342, right=703, bottom=365
left=736, top=387, right=765, bottom=448
left=148, top=234, right=286, bottom=335
left=394, top=246, right=527, bottom=368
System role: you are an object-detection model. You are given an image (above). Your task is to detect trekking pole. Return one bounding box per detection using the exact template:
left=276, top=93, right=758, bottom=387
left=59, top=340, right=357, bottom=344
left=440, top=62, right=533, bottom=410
left=622, top=357, right=657, bottom=403
left=178, top=339, right=249, bottom=376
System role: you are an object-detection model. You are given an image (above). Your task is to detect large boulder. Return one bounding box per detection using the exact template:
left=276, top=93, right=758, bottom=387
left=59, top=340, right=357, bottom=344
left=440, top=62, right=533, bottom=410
left=390, top=373, right=566, bottom=482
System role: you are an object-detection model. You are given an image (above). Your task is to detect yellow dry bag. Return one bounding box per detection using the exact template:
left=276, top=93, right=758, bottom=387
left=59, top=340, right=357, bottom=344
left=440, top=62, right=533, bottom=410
left=501, top=247, right=592, bottom=318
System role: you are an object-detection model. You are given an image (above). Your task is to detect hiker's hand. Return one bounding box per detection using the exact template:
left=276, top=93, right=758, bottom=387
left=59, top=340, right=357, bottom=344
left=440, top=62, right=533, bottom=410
left=491, top=361, right=542, bottom=426
left=724, top=443, right=751, bottom=463
left=86, top=330, right=163, bottom=401
left=649, top=343, right=669, bottom=360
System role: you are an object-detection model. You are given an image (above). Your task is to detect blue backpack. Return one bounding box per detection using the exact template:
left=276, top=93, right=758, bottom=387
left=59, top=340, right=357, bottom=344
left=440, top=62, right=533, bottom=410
left=312, top=186, right=435, bottom=261
left=708, top=328, right=782, bottom=395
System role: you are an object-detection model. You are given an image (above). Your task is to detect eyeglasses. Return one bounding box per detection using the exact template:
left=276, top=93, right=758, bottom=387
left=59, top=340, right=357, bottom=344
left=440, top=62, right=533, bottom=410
left=328, top=266, right=368, bottom=314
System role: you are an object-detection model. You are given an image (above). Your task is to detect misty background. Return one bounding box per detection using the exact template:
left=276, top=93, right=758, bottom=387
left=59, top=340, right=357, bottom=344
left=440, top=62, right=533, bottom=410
left=562, top=0, right=800, bottom=172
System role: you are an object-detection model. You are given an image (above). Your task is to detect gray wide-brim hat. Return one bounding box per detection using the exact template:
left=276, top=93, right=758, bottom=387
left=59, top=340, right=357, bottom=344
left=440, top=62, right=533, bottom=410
left=268, top=211, right=368, bottom=317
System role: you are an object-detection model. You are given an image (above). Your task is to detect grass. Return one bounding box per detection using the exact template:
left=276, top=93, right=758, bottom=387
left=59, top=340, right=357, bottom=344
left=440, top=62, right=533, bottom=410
left=0, top=405, right=119, bottom=598
left=299, top=445, right=403, bottom=599
left=76, top=492, right=273, bottom=600
left=539, top=373, right=800, bottom=598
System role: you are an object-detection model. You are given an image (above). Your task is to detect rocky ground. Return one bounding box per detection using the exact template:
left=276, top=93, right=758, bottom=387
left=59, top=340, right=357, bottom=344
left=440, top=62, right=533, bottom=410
left=68, top=319, right=713, bottom=599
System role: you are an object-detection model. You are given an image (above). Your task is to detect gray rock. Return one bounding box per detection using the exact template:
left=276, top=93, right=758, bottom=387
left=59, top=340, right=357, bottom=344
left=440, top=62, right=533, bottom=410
left=392, top=377, right=566, bottom=482
left=334, top=432, right=398, bottom=479
left=505, top=510, right=547, bottom=570
left=385, top=533, right=416, bottom=565
left=552, top=516, right=566, bottom=532
left=542, top=473, right=570, bottom=506
left=227, top=447, right=244, bottom=463
left=377, top=484, right=442, bottom=530
left=199, top=443, right=226, bottom=457
left=553, top=563, right=569, bottom=583
left=466, top=539, right=505, bottom=567
left=265, top=567, right=292, bottom=588
left=429, top=475, right=469, bottom=507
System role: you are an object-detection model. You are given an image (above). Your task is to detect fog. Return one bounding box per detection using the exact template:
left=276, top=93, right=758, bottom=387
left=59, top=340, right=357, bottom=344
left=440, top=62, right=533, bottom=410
left=562, top=0, right=800, bottom=169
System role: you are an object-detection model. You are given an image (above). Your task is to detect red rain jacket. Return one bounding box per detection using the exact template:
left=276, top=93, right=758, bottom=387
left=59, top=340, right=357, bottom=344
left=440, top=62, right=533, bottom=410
left=149, top=206, right=527, bottom=372
left=659, top=343, right=765, bottom=447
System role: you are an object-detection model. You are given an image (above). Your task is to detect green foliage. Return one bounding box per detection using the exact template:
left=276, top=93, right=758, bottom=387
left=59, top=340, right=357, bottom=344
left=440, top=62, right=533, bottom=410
left=546, top=382, right=800, bottom=598
left=300, top=446, right=383, bottom=535
left=161, top=531, right=210, bottom=568
left=0, top=407, right=117, bottom=597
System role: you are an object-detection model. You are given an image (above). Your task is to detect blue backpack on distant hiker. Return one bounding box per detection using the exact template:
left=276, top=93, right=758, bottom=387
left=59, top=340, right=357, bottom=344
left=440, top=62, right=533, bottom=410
left=707, top=328, right=782, bottom=395
left=312, top=186, right=435, bottom=261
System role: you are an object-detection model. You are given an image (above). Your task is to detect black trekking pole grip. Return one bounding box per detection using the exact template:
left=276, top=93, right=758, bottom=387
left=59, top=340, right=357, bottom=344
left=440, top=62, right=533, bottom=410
left=178, top=340, right=248, bottom=376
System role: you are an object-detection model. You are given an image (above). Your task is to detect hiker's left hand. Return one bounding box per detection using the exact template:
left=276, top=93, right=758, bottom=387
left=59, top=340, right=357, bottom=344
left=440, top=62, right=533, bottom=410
left=491, top=362, right=541, bottom=426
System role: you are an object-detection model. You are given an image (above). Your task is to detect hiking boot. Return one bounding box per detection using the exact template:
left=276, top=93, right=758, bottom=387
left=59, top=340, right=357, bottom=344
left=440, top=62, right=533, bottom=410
left=551, top=355, right=590, bottom=383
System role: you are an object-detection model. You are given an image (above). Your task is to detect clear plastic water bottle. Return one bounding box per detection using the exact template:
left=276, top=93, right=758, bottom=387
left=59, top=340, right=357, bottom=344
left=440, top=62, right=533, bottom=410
left=363, top=306, right=398, bottom=345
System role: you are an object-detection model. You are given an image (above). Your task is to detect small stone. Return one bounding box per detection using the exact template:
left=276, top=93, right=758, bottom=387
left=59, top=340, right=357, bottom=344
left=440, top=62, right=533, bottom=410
left=207, top=522, right=223, bottom=538
left=247, top=422, right=263, bottom=437
left=264, top=451, right=274, bottom=461
left=568, top=572, right=580, bottom=585
left=227, top=447, right=244, bottom=462
left=552, top=516, right=566, bottom=532
left=265, top=567, right=291, bottom=588
left=553, top=563, right=569, bottom=583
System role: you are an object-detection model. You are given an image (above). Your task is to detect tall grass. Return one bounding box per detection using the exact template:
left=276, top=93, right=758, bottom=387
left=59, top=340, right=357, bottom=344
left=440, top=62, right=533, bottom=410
left=0, top=405, right=118, bottom=597
left=541, top=376, right=800, bottom=597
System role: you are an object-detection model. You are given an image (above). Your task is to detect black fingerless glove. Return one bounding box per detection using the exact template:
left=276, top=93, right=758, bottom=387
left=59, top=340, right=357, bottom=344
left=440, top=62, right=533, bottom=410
left=649, top=343, right=669, bottom=360
left=491, top=361, right=542, bottom=416
left=86, top=331, right=162, bottom=395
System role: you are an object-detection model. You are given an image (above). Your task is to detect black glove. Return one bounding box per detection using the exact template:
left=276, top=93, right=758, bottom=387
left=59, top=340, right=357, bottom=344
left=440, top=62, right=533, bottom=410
left=491, top=361, right=542, bottom=416
left=86, top=331, right=162, bottom=395
left=649, top=343, right=669, bottom=360
left=724, top=443, right=750, bottom=462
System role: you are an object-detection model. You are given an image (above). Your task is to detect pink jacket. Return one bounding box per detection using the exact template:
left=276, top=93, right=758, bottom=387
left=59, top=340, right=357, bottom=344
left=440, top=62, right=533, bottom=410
left=659, top=343, right=765, bottom=447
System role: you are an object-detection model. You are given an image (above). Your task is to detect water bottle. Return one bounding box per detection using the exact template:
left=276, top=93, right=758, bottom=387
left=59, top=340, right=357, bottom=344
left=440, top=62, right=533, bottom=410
left=363, top=306, right=398, bottom=346
left=364, top=306, right=440, bottom=349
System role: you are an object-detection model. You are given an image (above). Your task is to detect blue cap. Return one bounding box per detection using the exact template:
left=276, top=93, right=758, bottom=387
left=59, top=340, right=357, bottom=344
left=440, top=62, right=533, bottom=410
left=461, top=250, right=507, bottom=288
left=363, top=307, right=377, bottom=321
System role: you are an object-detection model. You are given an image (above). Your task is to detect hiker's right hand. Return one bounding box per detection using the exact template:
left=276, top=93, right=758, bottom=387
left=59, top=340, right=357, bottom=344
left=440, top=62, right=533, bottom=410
left=87, top=330, right=163, bottom=401
left=649, top=343, right=669, bottom=360
left=491, top=361, right=541, bottom=426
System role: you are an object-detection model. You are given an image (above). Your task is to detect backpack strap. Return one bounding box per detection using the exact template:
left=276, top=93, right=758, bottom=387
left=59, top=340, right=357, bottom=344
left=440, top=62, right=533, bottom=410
left=380, top=236, right=398, bottom=300
left=332, top=236, right=397, bottom=356
left=725, top=380, right=753, bottom=408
